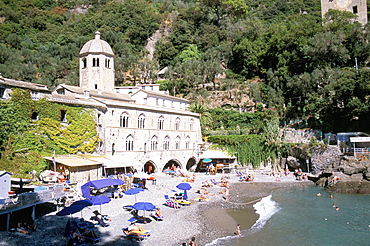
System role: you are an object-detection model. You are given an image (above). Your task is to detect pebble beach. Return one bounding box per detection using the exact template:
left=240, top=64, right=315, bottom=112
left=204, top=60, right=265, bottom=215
left=0, top=171, right=314, bottom=246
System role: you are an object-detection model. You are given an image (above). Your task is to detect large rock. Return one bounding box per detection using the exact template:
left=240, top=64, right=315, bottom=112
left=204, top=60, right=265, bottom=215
left=311, top=146, right=341, bottom=174
left=338, top=156, right=368, bottom=175
left=286, top=156, right=300, bottom=169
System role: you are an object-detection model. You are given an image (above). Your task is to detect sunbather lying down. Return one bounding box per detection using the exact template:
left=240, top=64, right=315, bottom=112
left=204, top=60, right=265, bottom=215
left=123, top=223, right=151, bottom=238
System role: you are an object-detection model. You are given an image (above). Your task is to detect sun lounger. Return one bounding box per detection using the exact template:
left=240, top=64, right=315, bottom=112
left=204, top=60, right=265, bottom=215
left=150, top=214, right=164, bottom=221
left=177, top=200, right=192, bottom=206
left=194, top=197, right=210, bottom=202
left=122, top=228, right=151, bottom=241
left=164, top=195, right=180, bottom=208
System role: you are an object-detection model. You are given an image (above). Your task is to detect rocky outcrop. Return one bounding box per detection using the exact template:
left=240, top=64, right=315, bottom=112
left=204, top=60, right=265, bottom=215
left=311, top=145, right=341, bottom=174
left=309, top=145, right=370, bottom=194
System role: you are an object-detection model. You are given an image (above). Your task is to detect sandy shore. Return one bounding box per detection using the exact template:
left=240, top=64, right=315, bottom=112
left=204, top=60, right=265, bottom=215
left=0, top=171, right=314, bottom=246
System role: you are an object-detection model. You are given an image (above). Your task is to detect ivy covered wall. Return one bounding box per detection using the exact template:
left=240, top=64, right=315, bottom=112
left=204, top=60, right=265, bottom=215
left=0, top=88, right=99, bottom=176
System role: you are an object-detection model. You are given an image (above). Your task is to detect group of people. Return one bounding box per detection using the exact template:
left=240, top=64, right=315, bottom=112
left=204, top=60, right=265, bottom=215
left=16, top=218, right=37, bottom=234
left=182, top=236, right=197, bottom=246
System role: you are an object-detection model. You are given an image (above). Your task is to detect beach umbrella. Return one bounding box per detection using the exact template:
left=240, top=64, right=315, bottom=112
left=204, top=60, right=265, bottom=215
left=176, top=183, right=192, bottom=200
left=57, top=204, right=89, bottom=217
left=71, top=199, right=93, bottom=207
left=91, top=195, right=111, bottom=214
left=202, top=158, right=212, bottom=163
left=132, top=202, right=156, bottom=220
left=124, top=188, right=144, bottom=203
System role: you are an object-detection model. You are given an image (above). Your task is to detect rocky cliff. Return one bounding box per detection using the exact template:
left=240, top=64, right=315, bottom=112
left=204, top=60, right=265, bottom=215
left=308, top=146, right=370, bottom=193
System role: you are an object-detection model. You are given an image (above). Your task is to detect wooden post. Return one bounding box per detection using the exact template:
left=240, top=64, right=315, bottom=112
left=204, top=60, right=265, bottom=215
left=6, top=212, right=10, bottom=231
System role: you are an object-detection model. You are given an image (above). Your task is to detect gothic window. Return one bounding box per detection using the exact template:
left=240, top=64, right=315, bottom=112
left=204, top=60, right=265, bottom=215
left=190, top=119, right=194, bottom=131
left=163, top=136, right=170, bottom=150
left=120, top=113, right=129, bottom=127
left=158, top=116, right=164, bottom=130
left=138, top=114, right=145, bottom=129
left=126, top=135, right=134, bottom=151
left=175, top=136, right=180, bottom=149
left=175, top=118, right=180, bottom=130
left=150, top=136, right=158, bottom=150
left=97, top=113, right=101, bottom=124
left=82, top=58, right=87, bottom=68
left=185, top=136, right=190, bottom=149
left=94, top=84, right=98, bottom=90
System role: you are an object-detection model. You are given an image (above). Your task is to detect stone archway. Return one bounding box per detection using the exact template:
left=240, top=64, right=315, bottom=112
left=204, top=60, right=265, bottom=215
left=163, top=159, right=182, bottom=171
left=144, top=161, right=156, bottom=174
left=186, top=157, right=197, bottom=171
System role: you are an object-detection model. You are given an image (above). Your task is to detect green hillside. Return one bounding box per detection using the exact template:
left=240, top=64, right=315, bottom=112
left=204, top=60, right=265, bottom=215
left=0, top=0, right=369, bottom=133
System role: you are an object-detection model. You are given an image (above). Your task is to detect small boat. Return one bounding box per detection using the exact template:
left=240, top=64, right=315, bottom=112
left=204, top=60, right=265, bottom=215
left=11, top=178, right=32, bottom=185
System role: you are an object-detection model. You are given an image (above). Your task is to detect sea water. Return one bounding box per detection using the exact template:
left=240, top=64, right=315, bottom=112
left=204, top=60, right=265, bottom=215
left=206, top=186, right=370, bottom=246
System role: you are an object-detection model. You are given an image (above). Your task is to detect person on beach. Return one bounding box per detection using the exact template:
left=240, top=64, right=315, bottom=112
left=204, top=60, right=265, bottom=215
left=189, top=237, right=196, bottom=246
left=224, top=188, right=230, bottom=201
left=155, top=207, right=163, bottom=218
left=235, top=224, right=241, bottom=236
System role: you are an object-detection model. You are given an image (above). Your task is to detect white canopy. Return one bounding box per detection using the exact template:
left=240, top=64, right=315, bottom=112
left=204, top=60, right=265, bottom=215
left=199, top=150, right=235, bottom=159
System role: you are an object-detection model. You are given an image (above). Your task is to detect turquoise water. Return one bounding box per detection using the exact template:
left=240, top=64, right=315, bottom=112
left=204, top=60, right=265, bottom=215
left=207, top=186, right=370, bottom=246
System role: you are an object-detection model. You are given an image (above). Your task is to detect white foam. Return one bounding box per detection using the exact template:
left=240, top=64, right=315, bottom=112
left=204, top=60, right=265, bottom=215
left=205, top=194, right=280, bottom=246
left=250, top=194, right=280, bottom=231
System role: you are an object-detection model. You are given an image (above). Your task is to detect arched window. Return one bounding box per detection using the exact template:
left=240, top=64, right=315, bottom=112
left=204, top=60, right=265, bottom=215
left=93, top=57, right=99, bottom=67
left=163, top=136, right=170, bottom=150
left=158, top=116, right=164, bottom=130
left=126, top=135, right=134, bottom=151
left=190, top=118, right=194, bottom=131
left=105, top=58, right=110, bottom=68
left=120, top=113, right=129, bottom=127
left=138, top=114, right=145, bottom=129
left=82, top=58, right=87, bottom=68
left=185, top=136, right=190, bottom=149
left=150, top=136, right=158, bottom=150
left=175, top=117, right=180, bottom=130
left=175, top=136, right=180, bottom=149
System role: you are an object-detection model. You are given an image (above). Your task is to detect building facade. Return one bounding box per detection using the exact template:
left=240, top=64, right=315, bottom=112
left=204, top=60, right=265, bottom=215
left=321, top=0, right=368, bottom=25
left=52, top=31, right=203, bottom=173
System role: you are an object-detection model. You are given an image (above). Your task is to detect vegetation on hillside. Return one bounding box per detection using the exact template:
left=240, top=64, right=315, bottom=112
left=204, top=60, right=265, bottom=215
left=0, top=0, right=369, bottom=170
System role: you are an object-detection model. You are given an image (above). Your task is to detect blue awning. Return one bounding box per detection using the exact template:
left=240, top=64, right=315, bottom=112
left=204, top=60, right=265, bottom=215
left=81, top=179, right=124, bottom=199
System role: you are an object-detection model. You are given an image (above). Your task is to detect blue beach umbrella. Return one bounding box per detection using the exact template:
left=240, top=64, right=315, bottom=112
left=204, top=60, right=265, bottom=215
left=71, top=200, right=93, bottom=207
left=176, top=183, right=192, bottom=200
left=57, top=204, right=88, bottom=217
left=91, top=195, right=111, bottom=214
left=132, top=202, right=156, bottom=220
left=124, top=188, right=145, bottom=202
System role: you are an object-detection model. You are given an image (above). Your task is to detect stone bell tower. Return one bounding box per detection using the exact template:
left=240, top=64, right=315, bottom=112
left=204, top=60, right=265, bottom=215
left=79, top=31, right=115, bottom=92
left=321, top=0, right=368, bottom=25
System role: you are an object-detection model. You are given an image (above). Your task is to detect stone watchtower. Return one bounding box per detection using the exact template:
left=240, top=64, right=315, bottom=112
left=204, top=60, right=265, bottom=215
left=79, top=31, right=115, bottom=92
left=321, top=0, right=368, bottom=25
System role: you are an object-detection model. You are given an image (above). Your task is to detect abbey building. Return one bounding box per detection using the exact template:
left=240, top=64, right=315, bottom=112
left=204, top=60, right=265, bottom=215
left=0, top=31, right=203, bottom=176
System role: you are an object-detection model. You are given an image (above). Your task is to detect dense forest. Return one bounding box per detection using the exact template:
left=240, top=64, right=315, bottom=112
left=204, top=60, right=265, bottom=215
left=0, top=0, right=369, bottom=134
